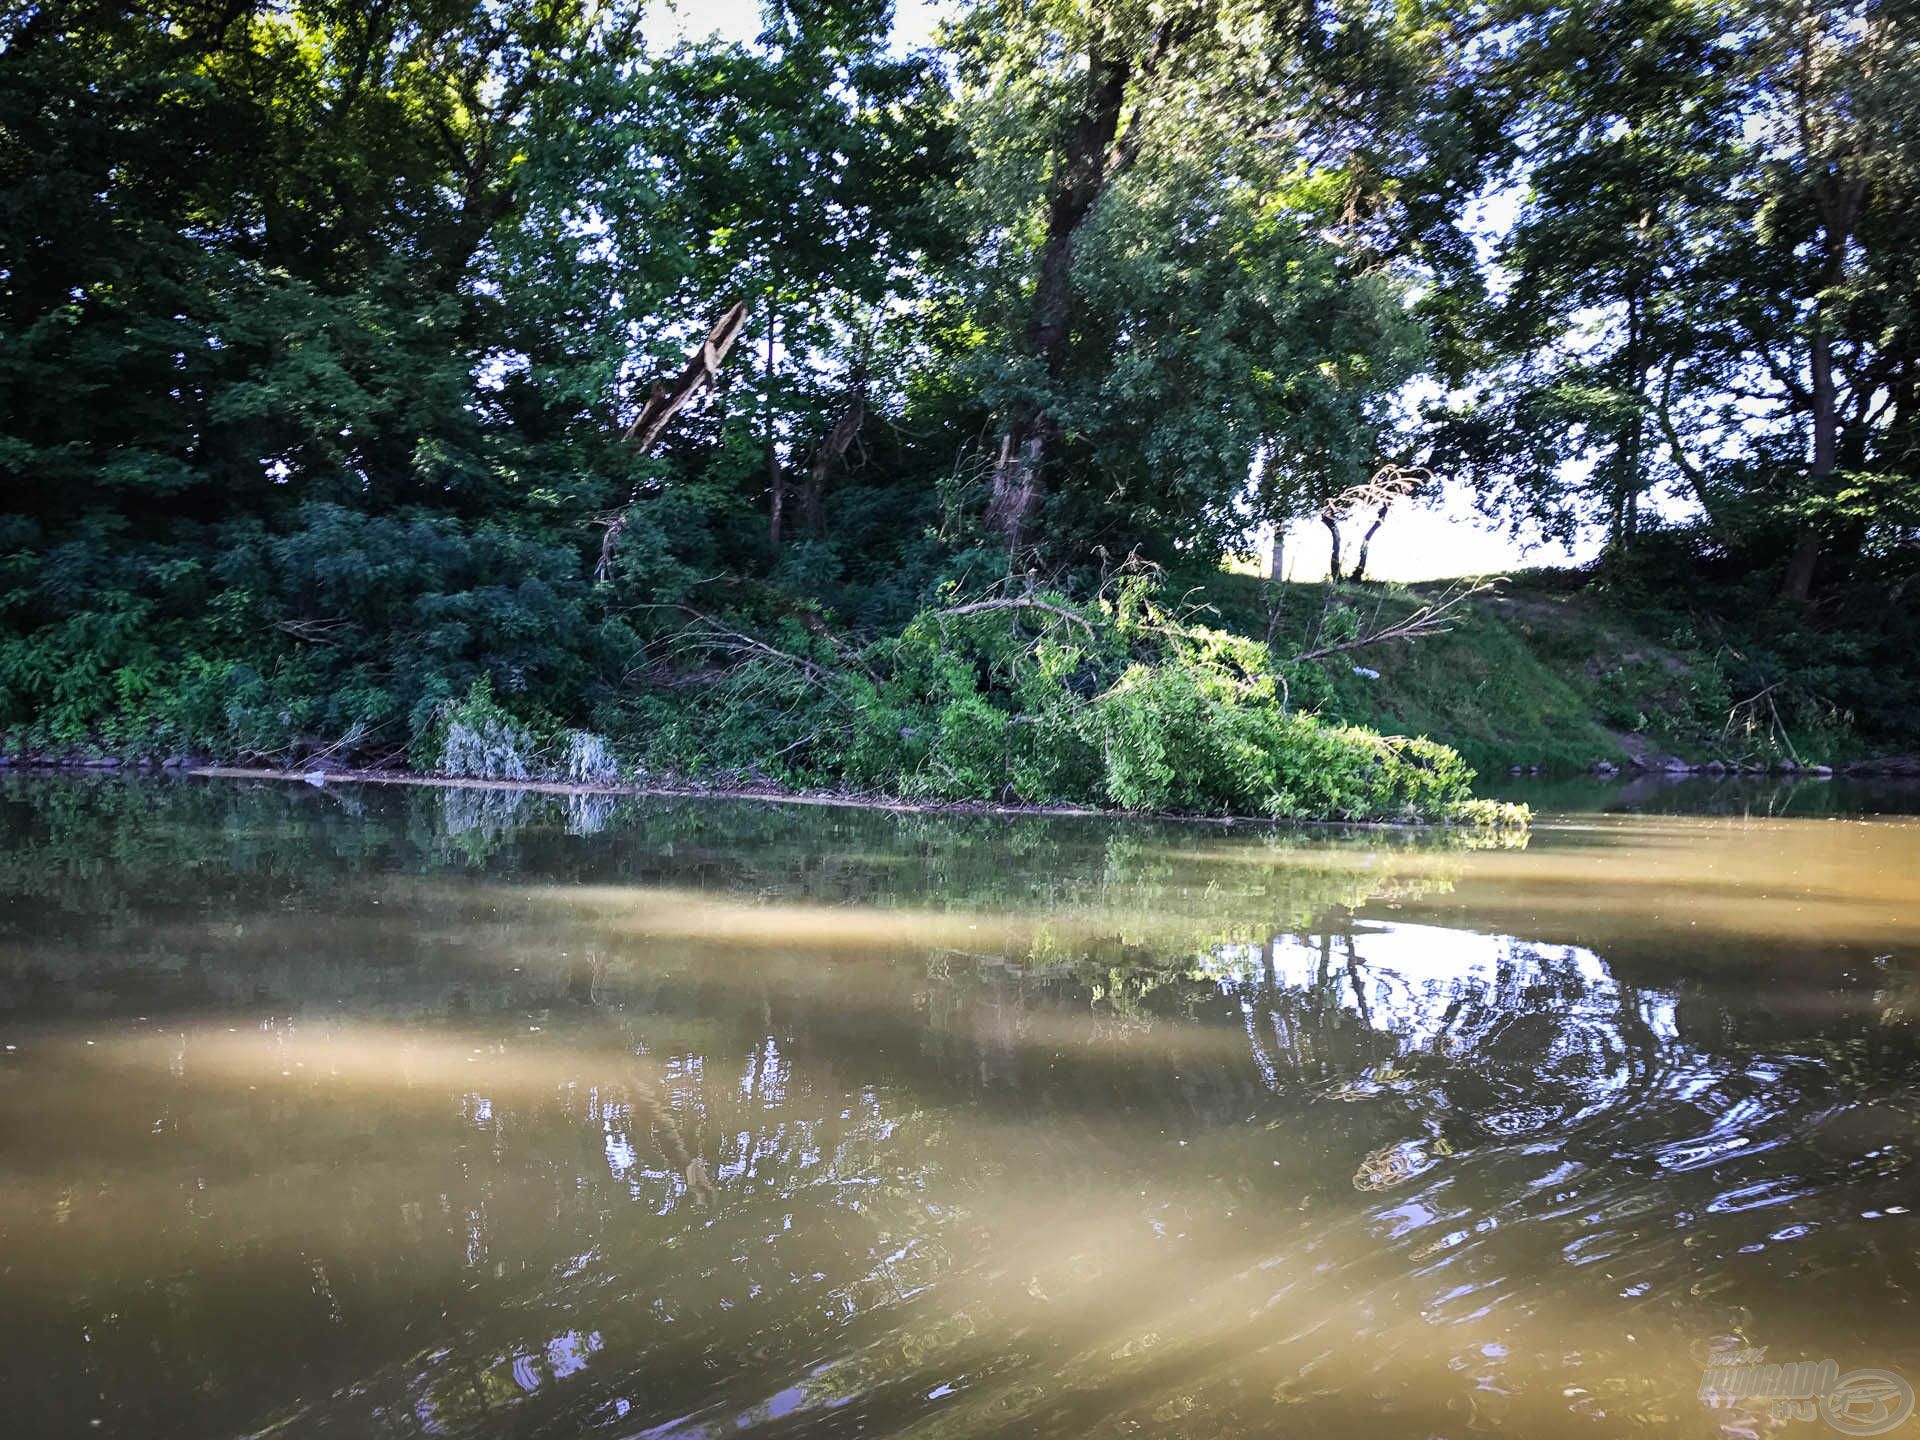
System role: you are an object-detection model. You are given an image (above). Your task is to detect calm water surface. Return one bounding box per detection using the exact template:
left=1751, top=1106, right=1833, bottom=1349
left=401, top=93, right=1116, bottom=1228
left=1, top=776, right=1916, bottom=1438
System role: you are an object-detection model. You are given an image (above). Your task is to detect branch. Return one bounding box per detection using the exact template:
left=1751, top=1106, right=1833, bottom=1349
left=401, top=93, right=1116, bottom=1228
left=274, top=616, right=351, bottom=644
left=641, top=604, right=845, bottom=689
left=1657, top=353, right=1718, bottom=527
left=1291, top=580, right=1497, bottom=664
left=929, top=596, right=1096, bottom=636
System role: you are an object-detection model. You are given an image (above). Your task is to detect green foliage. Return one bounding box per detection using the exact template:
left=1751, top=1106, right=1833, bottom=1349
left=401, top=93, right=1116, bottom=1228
left=821, top=592, right=1491, bottom=821
left=1185, top=569, right=1626, bottom=774
left=0, top=505, right=626, bottom=761
left=1421, top=0, right=1920, bottom=594
left=1180, top=556, right=1920, bottom=773
left=416, top=677, right=543, bottom=780
left=538, top=582, right=1504, bottom=822
left=937, top=0, right=1439, bottom=555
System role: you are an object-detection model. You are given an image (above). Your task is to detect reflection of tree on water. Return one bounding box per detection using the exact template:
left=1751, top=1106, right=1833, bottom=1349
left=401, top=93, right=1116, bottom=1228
left=438, top=784, right=530, bottom=847
left=615, top=1053, right=718, bottom=1210
left=560, top=949, right=722, bottom=1210
left=1, top=769, right=1503, bottom=925
left=1195, top=919, right=1681, bottom=1189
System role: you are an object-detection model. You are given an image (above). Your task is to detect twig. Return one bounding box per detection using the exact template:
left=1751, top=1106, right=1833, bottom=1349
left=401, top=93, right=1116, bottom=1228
left=1290, top=579, right=1497, bottom=664
left=637, top=604, right=857, bottom=698
left=929, top=596, right=1096, bottom=636
left=274, top=617, right=350, bottom=644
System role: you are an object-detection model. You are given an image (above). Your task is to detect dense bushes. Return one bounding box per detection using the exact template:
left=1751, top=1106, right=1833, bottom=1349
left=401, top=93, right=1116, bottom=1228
left=0, top=505, right=630, bottom=762
left=0, top=509, right=1510, bottom=824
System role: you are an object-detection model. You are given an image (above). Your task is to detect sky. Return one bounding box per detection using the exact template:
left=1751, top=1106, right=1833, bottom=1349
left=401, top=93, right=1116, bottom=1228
left=652, top=0, right=1607, bottom=582
left=655, top=0, right=953, bottom=50
left=1272, top=485, right=1600, bottom=583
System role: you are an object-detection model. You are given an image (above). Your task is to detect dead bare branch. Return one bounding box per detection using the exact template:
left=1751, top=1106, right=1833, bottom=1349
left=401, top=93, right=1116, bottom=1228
left=929, top=596, right=1096, bottom=636
left=632, top=602, right=881, bottom=709
left=798, top=378, right=867, bottom=536
left=274, top=617, right=351, bottom=644
left=1291, top=578, right=1498, bottom=664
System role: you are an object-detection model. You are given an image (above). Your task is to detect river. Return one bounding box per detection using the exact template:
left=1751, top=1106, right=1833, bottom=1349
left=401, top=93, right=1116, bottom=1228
left=1, top=774, right=1915, bottom=1437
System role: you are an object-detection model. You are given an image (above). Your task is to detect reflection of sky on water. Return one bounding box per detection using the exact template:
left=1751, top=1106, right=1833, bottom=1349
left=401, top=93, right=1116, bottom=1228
left=1201, top=920, right=1682, bottom=1147
left=1205, top=919, right=1676, bottom=1051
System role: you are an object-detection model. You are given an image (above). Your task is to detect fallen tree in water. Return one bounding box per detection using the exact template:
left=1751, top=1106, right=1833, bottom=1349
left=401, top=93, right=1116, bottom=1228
left=521, top=576, right=1528, bottom=828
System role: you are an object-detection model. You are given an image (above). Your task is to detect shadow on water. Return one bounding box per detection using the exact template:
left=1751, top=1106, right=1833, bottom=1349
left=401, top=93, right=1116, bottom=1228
left=0, top=775, right=1915, bottom=1438
left=1489, top=770, right=1920, bottom=819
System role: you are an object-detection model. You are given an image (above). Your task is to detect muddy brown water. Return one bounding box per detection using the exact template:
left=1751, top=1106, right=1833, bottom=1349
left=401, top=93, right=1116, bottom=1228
left=0, top=775, right=1915, bottom=1438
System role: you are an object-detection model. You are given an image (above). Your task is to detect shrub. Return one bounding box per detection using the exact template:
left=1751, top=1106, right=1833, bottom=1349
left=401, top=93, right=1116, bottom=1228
left=821, top=590, right=1503, bottom=823
left=559, top=730, right=621, bottom=785
left=420, top=678, right=541, bottom=780
left=0, top=504, right=1517, bottom=826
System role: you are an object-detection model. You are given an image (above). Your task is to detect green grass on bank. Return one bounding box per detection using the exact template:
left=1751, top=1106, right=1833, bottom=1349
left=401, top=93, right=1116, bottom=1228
left=1183, top=569, right=1863, bottom=775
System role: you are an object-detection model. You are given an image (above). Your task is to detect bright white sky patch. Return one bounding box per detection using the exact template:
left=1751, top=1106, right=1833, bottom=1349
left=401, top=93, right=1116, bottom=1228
left=654, top=0, right=954, bottom=50
left=1276, top=483, right=1602, bottom=582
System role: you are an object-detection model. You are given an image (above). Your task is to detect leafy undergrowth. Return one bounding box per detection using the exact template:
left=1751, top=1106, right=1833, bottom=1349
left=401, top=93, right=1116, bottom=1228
left=1183, top=572, right=1620, bottom=773
left=586, top=583, right=1520, bottom=827
left=0, top=510, right=1533, bottom=823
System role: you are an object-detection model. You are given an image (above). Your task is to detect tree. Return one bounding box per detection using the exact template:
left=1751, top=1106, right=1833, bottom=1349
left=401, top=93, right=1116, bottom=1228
left=622, top=5, right=956, bottom=552
left=1423, top=0, right=1920, bottom=598
left=942, top=0, right=1437, bottom=563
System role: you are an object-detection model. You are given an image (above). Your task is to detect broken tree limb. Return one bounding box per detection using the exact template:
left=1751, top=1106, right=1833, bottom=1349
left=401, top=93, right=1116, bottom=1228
left=621, top=300, right=749, bottom=448
left=1290, top=579, right=1497, bottom=664
left=596, top=300, right=750, bottom=582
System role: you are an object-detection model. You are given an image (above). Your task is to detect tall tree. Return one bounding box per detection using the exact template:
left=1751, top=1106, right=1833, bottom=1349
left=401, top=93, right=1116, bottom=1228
left=0, top=0, right=623, bottom=522
left=944, top=0, right=1437, bottom=561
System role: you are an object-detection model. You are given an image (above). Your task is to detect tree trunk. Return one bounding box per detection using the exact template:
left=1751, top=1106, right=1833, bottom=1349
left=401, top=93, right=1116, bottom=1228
left=1263, top=521, right=1287, bottom=644
left=800, top=382, right=866, bottom=536
left=767, top=441, right=786, bottom=548
left=985, top=415, right=1050, bottom=549
left=985, top=47, right=1132, bottom=551
left=1783, top=165, right=1864, bottom=602
left=596, top=300, right=749, bottom=582
left=1349, top=503, right=1390, bottom=583
left=1784, top=321, right=1838, bottom=602
left=1615, top=292, right=1646, bottom=557
left=1322, top=510, right=1344, bottom=584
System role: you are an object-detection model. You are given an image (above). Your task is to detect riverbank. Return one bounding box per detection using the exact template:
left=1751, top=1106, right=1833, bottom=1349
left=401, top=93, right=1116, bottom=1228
left=1188, top=568, right=1919, bottom=776
left=6, top=564, right=1910, bottom=813
left=0, top=579, right=1515, bottom=826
